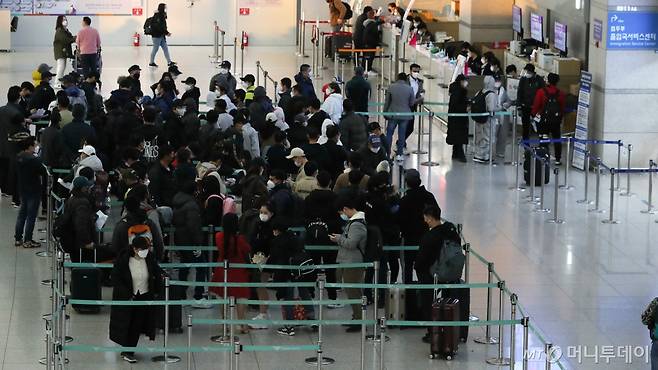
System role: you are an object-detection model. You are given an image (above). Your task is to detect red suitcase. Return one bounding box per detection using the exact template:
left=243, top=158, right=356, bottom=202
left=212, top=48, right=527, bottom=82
left=430, top=297, right=460, bottom=360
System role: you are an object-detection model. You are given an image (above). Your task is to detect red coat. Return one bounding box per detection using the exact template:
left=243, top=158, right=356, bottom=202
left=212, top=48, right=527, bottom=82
left=210, top=232, right=252, bottom=299
left=531, top=85, right=566, bottom=117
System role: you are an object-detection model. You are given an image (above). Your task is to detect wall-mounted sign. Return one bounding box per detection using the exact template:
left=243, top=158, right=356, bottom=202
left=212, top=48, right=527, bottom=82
left=0, top=0, right=144, bottom=16
left=239, top=7, right=250, bottom=15
left=607, top=11, right=658, bottom=50
left=593, top=18, right=603, bottom=43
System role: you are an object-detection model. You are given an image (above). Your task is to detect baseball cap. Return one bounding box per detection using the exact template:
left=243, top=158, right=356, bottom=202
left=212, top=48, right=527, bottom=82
left=182, top=76, right=197, bottom=85
left=128, top=64, right=141, bottom=73
left=240, top=74, right=255, bottom=84
left=286, top=147, right=306, bottom=159
left=265, top=112, right=278, bottom=123
left=220, top=60, right=231, bottom=69
left=41, top=70, right=56, bottom=78
left=368, top=134, right=381, bottom=149
left=78, top=145, right=96, bottom=156
left=168, top=64, right=182, bottom=75
left=72, top=176, right=94, bottom=190
left=37, top=63, right=53, bottom=74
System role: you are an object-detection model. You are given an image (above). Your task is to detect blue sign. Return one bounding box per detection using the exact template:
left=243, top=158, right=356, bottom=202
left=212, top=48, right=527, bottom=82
left=607, top=11, right=658, bottom=50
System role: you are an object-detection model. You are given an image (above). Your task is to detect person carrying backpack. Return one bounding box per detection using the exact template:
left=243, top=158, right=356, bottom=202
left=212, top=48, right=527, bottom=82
left=146, top=3, right=175, bottom=68
left=330, top=196, right=367, bottom=333
left=472, top=76, right=501, bottom=163
left=326, top=0, right=349, bottom=32
left=517, top=64, right=545, bottom=140
left=531, top=73, right=566, bottom=165
left=415, top=205, right=461, bottom=343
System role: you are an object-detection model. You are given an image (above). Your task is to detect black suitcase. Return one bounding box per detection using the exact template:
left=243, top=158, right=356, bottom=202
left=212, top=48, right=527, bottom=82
left=71, top=249, right=102, bottom=314
left=444, top=280, right=470, bottom=343
left=155, top=284, right=183, bottom=333
left=328, top=32, right=353, bottom=60
left=523, top=147, right=550, bottom=186
left=430, top=297, right=460, bottom=360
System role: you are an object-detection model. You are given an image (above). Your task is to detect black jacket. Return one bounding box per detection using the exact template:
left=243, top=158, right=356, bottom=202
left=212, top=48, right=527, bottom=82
left=364, top=190, right=400, bottom=245
left=339, top=112, right=368, bottom=152
left=240, top=173, right=268, bottom=213
left=446, top=81, right=469, bottom=146
left=62, top=193, right=96, bottom=257
left=181, top=87, right=201, bottom=110
left=398, top=186, right=438, bottom=245
left=150, top=12, right=169, bottom=38
left=415, top=222, right=460, bottom=283
left=304, top=188, right=341, bottom=233
left=284, top=95, right=307, bottom=125
left=172, top=192, right=204, bottom=247
left=345, top=76, right=371, bottom=114
left=286, top=122, right=309, bottom=151
left=0, top=103, right=23, bottom=159
left=357, top=146, right=386, bottom=176
left=148, top=162, right=176, bottom=207
left=15, top=151, right=44, bottom=195
left=302, top=143, right=331, bottom=173
left=61, top=119, right=97, bottom=156
left=277, top=91, right=292, bottom=113
left=267, top=144, right=295, bottom=175
left=28, top=82, right=56, bottom=112
left=363, top=18, right=380, bottom=48
left=269, top=183, right=295, bottom=220
left=352, top=12, right=369, bottom=48
left=127, top=76, right=143, bottom=98
left=269, top=230, right=304, bottom=283
left=322, top=140, right=347, bottom=182
left=307, top=110, right=330, bottom=133
left=517, top=75, right=546, bottom=109
left=109, top=248, right=163, bottom=346
left=40, top=126, right=70, bottom=167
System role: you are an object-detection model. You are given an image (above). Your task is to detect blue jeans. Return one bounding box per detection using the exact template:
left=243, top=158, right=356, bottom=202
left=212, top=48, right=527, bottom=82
left=150, top=37, right=172, bottom=64
left=14, top=192, right=40, bottom=242
left=386, top=119, right=409, bottom=156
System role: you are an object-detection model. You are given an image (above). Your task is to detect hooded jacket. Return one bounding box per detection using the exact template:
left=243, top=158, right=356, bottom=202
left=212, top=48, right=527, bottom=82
left=335, top=211, right=366, bottom=263
left=293, top=170, right=319, bottom=199
left=248, top=86, right=273, bottom=132
left=172, top=191, right=204, bottom=247
left=320, top=93, right=344, bottom=124
left=209, top=71, right=237, bottom=100
left=74, top=154, right=104, bottom=177
left=415, top=222, right=460, bottom=283
left=482, top=76, right=501, bottom=122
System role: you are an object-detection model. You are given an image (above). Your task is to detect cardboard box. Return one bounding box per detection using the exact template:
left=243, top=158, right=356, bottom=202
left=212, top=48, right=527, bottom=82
left=562, top=112, right=577, bottom=134
left=553, top=58, right=581, bottom=76
left=569, top=84, right=580, bottom=97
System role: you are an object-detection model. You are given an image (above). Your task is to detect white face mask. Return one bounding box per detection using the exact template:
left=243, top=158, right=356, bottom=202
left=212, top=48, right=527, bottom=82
left=137, top=249, right=149, bottom=258
left=461, top=81, right=468, bottom=88
left=183, top=84, right=193, bottom=92
left=418, top=30, right=425, bottom=35
left=62, top=20, right=68, bottom=27
left=411, top=72, right=420, bottom=79
left=294, top=159, right=303, bottom=168
left=219, top=68, right=228, bottom=75
left=277, top=87, right=284, bottom=95
left=481, top=58, right=487, bottom=64
left=494, top=82, right=502, bottom=89
left=259, top=213, right=270, bottom=222
left=340, top=213, right=349, bottom=221
left=241, top=81, right=250, bottom=89
left=370, top=146, right=381, bottom=153
left=171, top=75, right=178, bottom=80
left=267, top=180, right=276, bottom=190
left=176, top=108, right=186, bottom=116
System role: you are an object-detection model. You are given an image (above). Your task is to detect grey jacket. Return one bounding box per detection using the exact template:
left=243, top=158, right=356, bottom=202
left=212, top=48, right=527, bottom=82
left=483, top=76, right=501, bottom=123
left=335, top=211, right=367, bottom=263
left=407, top=75, right=425, bottom=106
left=384, top=80, right=415, bottom=121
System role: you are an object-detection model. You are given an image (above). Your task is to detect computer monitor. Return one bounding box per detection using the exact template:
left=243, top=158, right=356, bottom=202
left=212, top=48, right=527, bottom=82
left=512, top=5, right=522, bottom=36
left=554, top=21, right=568, bottom=56
left=530, top=12, right=544, bottom=43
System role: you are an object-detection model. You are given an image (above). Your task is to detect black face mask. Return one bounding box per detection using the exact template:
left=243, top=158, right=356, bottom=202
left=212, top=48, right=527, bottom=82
left=133, top=73, right=140, bottom=80
left=460, top=50, right=468, bottom=57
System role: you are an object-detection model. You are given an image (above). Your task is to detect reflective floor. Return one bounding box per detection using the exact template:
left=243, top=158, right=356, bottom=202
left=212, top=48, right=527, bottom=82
left=0, top=45, right=655, bottom=370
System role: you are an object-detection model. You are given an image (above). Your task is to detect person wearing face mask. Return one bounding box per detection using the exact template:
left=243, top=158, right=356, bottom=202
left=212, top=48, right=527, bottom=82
left=480, top=52, right=495, bottom=76
left=357, top=134, right=387, bottom=176
left=17, top=82, right=34, bottom=118
left=405, top=63, right=425, bottom=153
left=329, top=196, right=367, bottom=332
left=60, top=176, right=97, bottom=260
left=286, top=147, right=308, bottom=181
left=27, top=69, right=56, bottom=113
left=109, top=235, right=163, bottom=364
left=495, top=75, right=514, bottom=160
left=362, top=8, right=381, bottom=72
left=53, top=16, right=76, bottom=85
left=240, top=74, right=256, bottom=106
left=148, top=3, right=175, bottom=68
left=387, top=2, right=405, bottom=28
left=125, top=65, right=143, bottom=98
left=209, top=60, right=237, bottom=101
left=180, top=77, right=200, bottom=110
left=473, top=75, right=501, bottom=163
left=517, top=63, right=545, bottom=140
left=233, top=112, right=260, bottom=160
left=277, top=77, right=292, bottom=111
left=294, top=64, right=317, bottom=101
left=446, top=74, right=469, bottom=162
left=111, top=193, right=165, bottom=261
left=320, top=82, right=344, bottom=124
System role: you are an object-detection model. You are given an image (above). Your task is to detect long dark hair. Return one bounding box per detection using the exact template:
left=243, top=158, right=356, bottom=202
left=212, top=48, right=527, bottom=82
left=55, top=16, right=66, bottom=30
left=222, top=213, right=239, bottom=260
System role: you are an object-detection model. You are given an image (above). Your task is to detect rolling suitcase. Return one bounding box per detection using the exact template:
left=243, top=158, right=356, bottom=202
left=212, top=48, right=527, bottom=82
left=444, top=280, right=470, bottom=343
left=385, top=287, right=406, bottom=320
left=70, top=249, right=102, bottom=314
left=330, top=32, right=353, bottom=60
left=430, top=297, right=460, bottom=360
left=523, top=147, right=550, bottom=186
left=155, top=283, right=184, bottom=333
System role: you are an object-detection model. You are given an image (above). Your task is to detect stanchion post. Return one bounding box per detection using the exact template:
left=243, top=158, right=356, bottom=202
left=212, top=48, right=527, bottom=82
left=305, top=274, right=334, bottom=366
left=511, top=144, right=526, bottom=191
left=620, top=144, right=634, bottom=196
left=233, top=37, right=238, bottom=73
left=486, top=281, right=510, bottom=365
left=380, top=49, right=385, bottom=86
left=320, top=33, right=326, bottom=71
left=360, top=296, right=367, bottom=370
left=255, top=61, right=260, bottom=86
left=212, top=21, right=219, bottom=62
left=421, top=112, right=440, bottom=167
left=547, top=167, right=565, bottom=224
left=643, top=160, right=656, bottom=214
left=301, top=20, right=307, bottom=57
left=616, top=142, right=622, bottom=191
left=273, top=81, right=279, bottom=105
left=522, top=317, right=529, bottom=370
left=240, top=32, right=245, bottom=77
left=411, top=107, right=427, bottom=154
left=511, top=107, right=518, bottom=165
left=234, top=341, right=242, bottom=370
left=152, top=277, right=181, bottom=363
left=379, top=317, right=386, bottom=370
left=545, top=343, right=553, bottom=370
left=527, top=148, right=538, bottom=203
left=602, top=169, right=619, bottom=224
left=475, top=262, right=498, bottom=344
left=576, top=151, right=592, bottom=204
left=489, top=112, right=495, bottom=167
left=509, top=294, right=518, bottom=369
left=589, top=161, right=604, bottom=214
left=187, top=314, right=192, bottom=370
left=229, top=297, right=236, bottom=370
left=220, top=30, right=225, bottom=63
left=560, top=137, right=574, bottom=190
left=212, top=260, right=231, bottom=343
left=366, top=261, right=381, bottom=340
left=463, top=243, right=479, bottom=322
left=534, top=158, right=550, bottom=213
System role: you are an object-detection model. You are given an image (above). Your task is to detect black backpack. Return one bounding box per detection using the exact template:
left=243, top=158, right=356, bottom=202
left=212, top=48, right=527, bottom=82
left=342, top=2, right=353, bottom=20
left=353, top=220, right=383, bottom=262
left=541, top=88, right=563, bottom=128
left=143, top=17, right=154, bottom=35
left=306, top=218, right=330, bottom=245
left=471, top=90, right=492, bottom=123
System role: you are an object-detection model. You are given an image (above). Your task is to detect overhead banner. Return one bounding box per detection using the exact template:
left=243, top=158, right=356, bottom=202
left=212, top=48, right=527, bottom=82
left=607, top=11, right=658, bottom=50
left=572, top=71, right=592, bottom=171
left=0, top=0, right=144, bottom=16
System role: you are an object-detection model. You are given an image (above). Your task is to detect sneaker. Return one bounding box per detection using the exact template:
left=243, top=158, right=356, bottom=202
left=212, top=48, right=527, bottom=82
left=327, top=302, right=345, bottom=309
left=472, top=157, right=488, bottom=164
left=345, top=325, right=361, bottom=333
left=395, top=155, right=404, bottom=162
left=403, top=147, right=410, bottom=156
left=277, top=326, right=295, bottom=336
left=248, top=313, right=269, bottom=329
left=14, top=239, right=22, bottom=247
left=149, top=63, right=158, bottom=67
left=555, top=160, right=562, bottom=166
left=11, top=202, right=19, bottom=209
left=22, top=240, right=41, bottom=249
left=168, top=61, right=177, bottom=66
left=192, top=297, right=213, bottom=309
left=121, top=352, right=137, bottom=363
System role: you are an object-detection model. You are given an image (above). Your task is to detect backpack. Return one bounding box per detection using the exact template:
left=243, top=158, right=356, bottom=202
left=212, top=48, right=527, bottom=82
left=471, top=90, right=492, bottom=123
left=206, top=194, right=237, bottom=221
left=430, top=224, right=465, bottom=282
left=353, top=220, right=383, bottom=262
left=541, top=88, right=563, bottom=128
left=143, top=17, right=154, bottom=35
left=342, top=2, right=353, bottom=20
left=642, top=298, right=658, bottom=325
left=306, top=218, right=330, bottom=245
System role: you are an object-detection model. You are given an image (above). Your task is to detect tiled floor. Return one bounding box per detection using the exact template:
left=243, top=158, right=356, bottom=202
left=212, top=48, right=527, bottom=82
left=0, top=45, right=655, bottom=370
